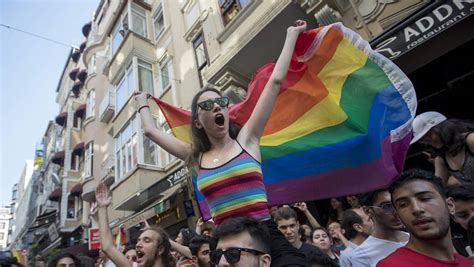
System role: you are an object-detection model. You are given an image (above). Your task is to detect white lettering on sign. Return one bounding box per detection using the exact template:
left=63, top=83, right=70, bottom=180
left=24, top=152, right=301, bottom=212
left=167, top=167, right=189, bottom=186
left=403, top=1, right=471, bottom=42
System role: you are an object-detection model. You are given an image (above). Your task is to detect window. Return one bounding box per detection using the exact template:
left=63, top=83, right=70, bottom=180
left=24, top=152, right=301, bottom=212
left=159, top=59, right=172, bottom=92
left=85, top=142, right=94, bottom=177
left=67, top=195, right=76, bottom=219
left=89, top=54, right=96, bottom=74
left=153, top=4, right=165, bottom=40
left=111, top=15, right=128, bottom=55
left=73, top=114, right=82, bottom=129
left=138, top=60, right=154, bottom=95
left=219, top=0, right=251, bottom=25
left=0, top=233, right=3, bottom=240
left=0, top=222, right=5, bottom=229
left=115, top=116, right=139, bottom=181
left=116, top=63, right=134, bottom=111
left=193, top=33, right=209, bottom=86
left=86, top=90, right=95, bottom=119
left=131, top=4, right=147, bottom=38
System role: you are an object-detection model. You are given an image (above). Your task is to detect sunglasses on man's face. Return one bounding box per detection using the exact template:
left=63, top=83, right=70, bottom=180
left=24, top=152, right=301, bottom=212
left=210, top=247, right=265, bottom=265
left=197, top=96, right=230, bottom=111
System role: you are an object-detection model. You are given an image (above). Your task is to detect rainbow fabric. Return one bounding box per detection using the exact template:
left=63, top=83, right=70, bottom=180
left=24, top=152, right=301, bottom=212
left=152, top=23, right=416, bottom=220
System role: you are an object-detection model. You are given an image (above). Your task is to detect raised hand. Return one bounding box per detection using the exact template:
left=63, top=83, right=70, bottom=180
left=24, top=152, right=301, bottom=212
left=95, top=183, right=112, bottom=208
left=287, top=20, right=307, bottom=35
left=294, top=202, right=308, bottom=212
left=133, top=91, right=150, bottom=107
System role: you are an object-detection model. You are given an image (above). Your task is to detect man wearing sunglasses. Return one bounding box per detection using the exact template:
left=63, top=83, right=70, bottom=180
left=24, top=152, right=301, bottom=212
left=210, top=216, right=271, bottom=266
left=350, top=189, right=409, bottom=267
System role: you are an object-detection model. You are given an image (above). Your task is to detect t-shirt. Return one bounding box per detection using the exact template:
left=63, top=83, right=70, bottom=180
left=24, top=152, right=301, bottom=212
left=299, top=243, right=324, bottom=260
left=351, top=232, right=409, bottom=267
left=339, top=241, right=359, bottom=267
left=377, top=247, right=472, bottom=267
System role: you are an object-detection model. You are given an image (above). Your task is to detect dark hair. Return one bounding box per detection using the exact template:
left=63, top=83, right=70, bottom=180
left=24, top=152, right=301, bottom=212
left=144, top=227, right=175, bottom=267
left=214, top=216, right=271, bottom=254
left=342, top=209, right=363, bottom=240
left=447, top=184, right=474, bottom=201
left=48, top=252, right=81, bottom=267
left=430, top=119, right=474, bottom=157
left=189, top=235, right=211, bottom=256
left=389, top=169, right=446, bottom=200
left=123, top=244, right=136, bottom=254
left=178, top=228, right=198, bottom=247
left=274, top=206, right=298, bottom=222
left=359, top=189, right=388, bottom=206
left=187, top=86, right=240, bottom=167
left=311, top=227, right=332, bottom=243
left=76, top=255, right=95, bottom=267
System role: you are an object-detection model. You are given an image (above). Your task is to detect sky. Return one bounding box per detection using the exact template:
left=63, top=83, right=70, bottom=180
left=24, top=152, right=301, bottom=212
left=0, top=0, right=98, bottom=206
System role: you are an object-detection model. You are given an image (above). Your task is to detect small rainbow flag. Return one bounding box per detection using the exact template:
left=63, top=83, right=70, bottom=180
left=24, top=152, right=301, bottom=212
left=152, top=23, right=416, bottom=220
left=115, top=224, right=127, bottom=250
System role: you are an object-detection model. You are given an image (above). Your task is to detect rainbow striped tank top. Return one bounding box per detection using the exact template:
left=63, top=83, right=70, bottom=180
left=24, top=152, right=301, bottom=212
left=196, top=146, right=270, bottom=225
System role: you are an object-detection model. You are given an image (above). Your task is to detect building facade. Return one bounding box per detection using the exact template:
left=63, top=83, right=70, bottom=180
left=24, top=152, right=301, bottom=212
left=0, top=206, right=12, bottom=250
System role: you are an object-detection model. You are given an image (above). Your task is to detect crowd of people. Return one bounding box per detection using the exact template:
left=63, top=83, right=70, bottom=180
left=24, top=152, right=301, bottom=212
left=4, top=20, right=474, bottom=267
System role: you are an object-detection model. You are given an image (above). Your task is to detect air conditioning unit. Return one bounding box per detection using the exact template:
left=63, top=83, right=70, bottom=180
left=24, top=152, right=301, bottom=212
left=314, top=5, right=342, bottom=25
left=99, top=90, right=115, bottom=123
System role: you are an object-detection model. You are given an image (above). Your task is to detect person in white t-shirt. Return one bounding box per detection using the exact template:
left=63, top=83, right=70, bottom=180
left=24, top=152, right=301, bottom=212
left=350, top=189, right=409, bottom=267
left=339, top=207, right=374, bottom=267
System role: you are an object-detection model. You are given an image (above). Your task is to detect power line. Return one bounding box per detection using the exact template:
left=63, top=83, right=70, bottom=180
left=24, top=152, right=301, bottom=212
left=0, top=23, right=78, bottom=49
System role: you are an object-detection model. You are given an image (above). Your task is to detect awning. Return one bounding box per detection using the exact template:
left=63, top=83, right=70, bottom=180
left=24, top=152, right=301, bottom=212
left=51, top=150, right=65, bottom=165
left=49, top=187, right=62, bottom=201
left=74, top=104, right=86, bottom=119
left=82, top=22, right=92, bottom=37
left=72, top=80, right=84, bottom=97
left=71, top=49, right=81, bottom=63
left=69, top=67, right=80, bottom=81
left=55, top=112, right=68, bottom=126
left=79, top=40, right=87, bottom=53
left=77, top=69, right=88, bottom=82
left=71, top=183, right=83, bottom=197
left=122, top=184, right=182, bottom=229
left=72, top=142, right=85, bottom=156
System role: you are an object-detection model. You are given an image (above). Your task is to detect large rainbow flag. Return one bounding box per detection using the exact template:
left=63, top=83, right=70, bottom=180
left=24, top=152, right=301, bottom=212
left=152, top=23, right=416, bottom=220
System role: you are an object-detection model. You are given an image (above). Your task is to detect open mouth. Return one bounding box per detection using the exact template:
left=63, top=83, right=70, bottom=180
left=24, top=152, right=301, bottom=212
left=136, top=250, right=144, bottom=263
left=215, top=114, right=225, bottom=126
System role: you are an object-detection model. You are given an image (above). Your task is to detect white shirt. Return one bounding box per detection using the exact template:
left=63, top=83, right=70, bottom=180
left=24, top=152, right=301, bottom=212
left=339, top=241, right=358, bottom=267
left=100, top=260, right=116, bottom=267
left=350, top=232, right=409, bottom=267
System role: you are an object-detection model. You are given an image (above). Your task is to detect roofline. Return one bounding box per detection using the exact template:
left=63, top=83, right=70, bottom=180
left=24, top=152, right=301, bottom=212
left=55, top=48, right=74, bottom=93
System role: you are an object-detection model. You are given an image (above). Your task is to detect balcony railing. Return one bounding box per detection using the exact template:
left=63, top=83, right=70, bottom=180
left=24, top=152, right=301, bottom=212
left=99, top=90, right=115, bottom=123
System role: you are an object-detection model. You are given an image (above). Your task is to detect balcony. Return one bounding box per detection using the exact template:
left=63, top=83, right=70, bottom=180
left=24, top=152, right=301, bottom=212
left=108, top=31, right=155, bottom=82
left=99, top=90, right=115, bottom=123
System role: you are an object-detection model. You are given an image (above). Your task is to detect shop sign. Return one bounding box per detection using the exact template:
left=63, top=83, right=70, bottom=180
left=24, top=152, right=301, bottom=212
left=373, top=1, right=473, bottom=59
left=88, top=228, right=100, bottom=250
left=166, top=167, right=188, bottom=187
left=124, top=208, right=156, bottom=229
left=48, top=223, right=58, bottom=242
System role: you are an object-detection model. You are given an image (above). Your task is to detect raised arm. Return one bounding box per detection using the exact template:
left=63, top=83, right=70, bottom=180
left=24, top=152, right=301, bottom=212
left=170, top=240, right=193, bottom=259
left=95, top=183, right=132, bottom=267
left=238, top=20, right=307, bottom=152
left=434, top=156, right=449, bottom=184
left=294, top=202, right=321, bottom=228
left=134, top=92, right=191, bottom=160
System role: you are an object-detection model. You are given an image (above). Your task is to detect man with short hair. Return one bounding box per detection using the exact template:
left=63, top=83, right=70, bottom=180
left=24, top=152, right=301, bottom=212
left=188, top=236, right=211, bottom=267
left=275, top=207, right=327, bottom=263
left=447, top=184, right=474, bottom=230
left=211, top=216, right=271, bottom=267
left=377, top=169, right=471, bottom=266
left=350, top=189, right=409, bottom=267
left=339, top=208, right=373, bottom=267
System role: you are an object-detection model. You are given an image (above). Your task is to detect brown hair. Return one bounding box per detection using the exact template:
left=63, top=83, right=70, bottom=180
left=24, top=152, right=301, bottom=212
left=186, top=85, right=240, bottom=167
left=143, top=227, right=175, bottom=267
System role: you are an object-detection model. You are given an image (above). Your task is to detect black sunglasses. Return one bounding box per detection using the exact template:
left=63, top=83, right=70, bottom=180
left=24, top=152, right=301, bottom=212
left=197, top=96, right=230, bottom=111
left=210, top=247, right=265, bottom=265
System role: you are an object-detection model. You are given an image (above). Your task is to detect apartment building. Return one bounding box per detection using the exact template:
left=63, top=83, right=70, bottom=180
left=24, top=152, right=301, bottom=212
left=0, top=206, right=12, bottom=250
